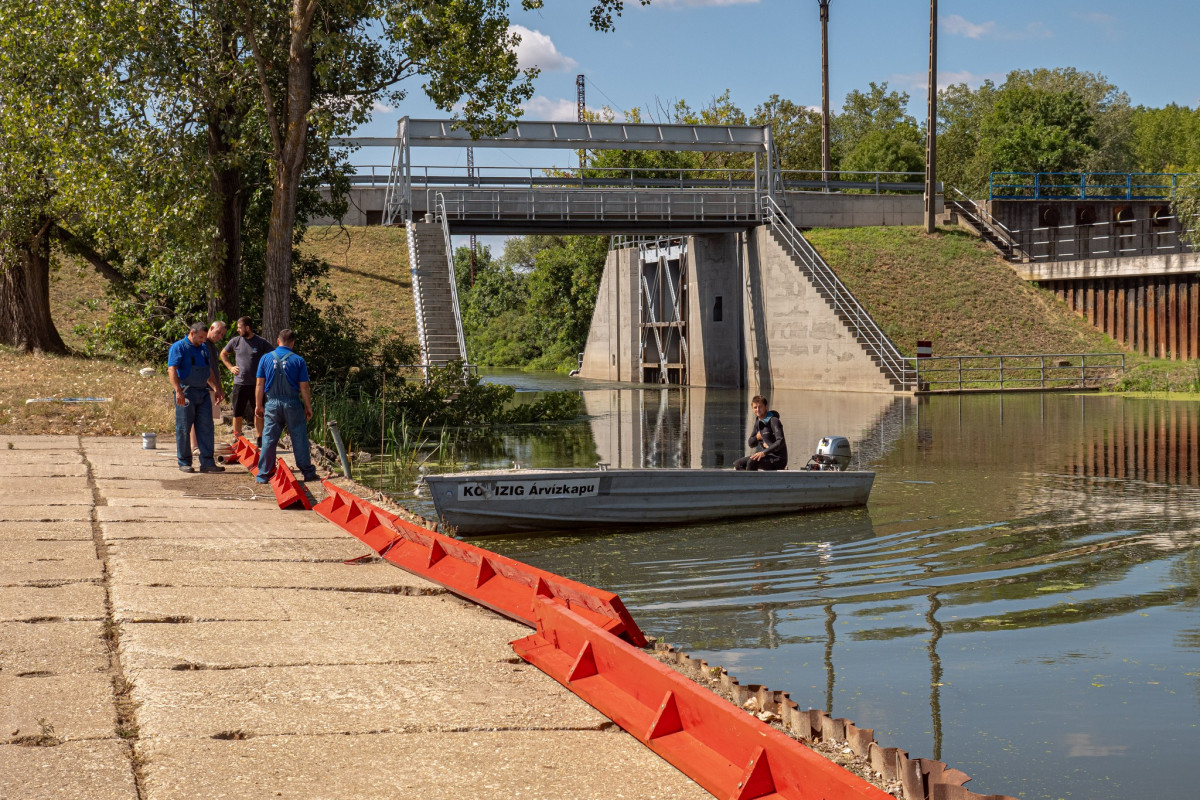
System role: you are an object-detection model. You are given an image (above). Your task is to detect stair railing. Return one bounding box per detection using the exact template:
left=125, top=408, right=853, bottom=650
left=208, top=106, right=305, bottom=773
left=948, top=187, right=1028, bottom=261
left=760, top=195, right=915, bottom=389
left=404, top=220, right=430, bottom=376
left=434, top=192, right=469, bottom=367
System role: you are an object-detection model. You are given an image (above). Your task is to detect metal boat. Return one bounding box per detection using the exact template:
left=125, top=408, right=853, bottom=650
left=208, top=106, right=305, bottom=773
left=424, top=465, right=874, bottom=535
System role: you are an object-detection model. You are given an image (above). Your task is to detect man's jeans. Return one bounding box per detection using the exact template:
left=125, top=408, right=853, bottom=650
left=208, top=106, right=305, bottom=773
left=257, top=399, right=315, bottom=479
left=175, top=385, right=216, bottom=469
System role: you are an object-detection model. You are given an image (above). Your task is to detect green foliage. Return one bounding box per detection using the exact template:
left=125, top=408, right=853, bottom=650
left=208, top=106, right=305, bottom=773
left=456, top=235, right=607, bottom=372
left=842, top=127, right=924, bottom=175
left=311, top=362, right=583, bottom=451
left=752, top=95, right=823, bottom=173
left=835, top=82, right=919, bottom=164
left=980, top=86, right=1098, bottom=175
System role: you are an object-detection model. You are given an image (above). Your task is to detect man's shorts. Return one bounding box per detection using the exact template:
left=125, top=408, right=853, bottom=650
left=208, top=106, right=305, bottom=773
left=231, top=383, right=256, bottom=419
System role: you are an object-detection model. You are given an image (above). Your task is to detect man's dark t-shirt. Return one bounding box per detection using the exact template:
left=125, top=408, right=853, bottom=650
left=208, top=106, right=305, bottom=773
left=222, top=334, right=274, bottom=386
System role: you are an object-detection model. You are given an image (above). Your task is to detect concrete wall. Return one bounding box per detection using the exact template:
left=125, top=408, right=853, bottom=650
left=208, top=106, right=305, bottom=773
left=782, top=192, right=937, bottom=228
left=581, top=227, right=899, bottom=393
left=743, top=227, right=895, bottom=394
left=578, top=247, right=639, bottom=382
left=989, top=199, right=1188, bottom=262
left=686, top=234, right=742, bottom=388
left=1014, top=251, right=1200, bottom=281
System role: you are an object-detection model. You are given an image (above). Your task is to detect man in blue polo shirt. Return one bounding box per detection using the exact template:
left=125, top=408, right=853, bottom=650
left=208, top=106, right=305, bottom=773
left=254, top=328, right=318, bottom=483
left=167, top=322, right=226, bottom=473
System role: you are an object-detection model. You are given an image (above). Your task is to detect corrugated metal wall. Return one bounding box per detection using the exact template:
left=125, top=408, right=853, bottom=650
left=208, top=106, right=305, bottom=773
left=1044, top=275, right=1200, bottom=360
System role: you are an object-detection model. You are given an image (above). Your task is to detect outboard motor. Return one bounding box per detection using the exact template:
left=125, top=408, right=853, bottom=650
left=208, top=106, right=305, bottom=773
left=806, top=436, right=852, bottom=471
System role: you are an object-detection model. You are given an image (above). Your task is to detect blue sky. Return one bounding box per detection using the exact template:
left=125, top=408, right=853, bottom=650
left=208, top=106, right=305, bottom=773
left=355, top=0, right=1199, bottom=148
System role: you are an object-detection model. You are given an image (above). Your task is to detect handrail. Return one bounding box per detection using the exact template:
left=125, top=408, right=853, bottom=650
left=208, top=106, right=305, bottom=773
left=353, top=164, right=926, bottom=194
left=989, top=171, right=1191, bottom=201
left=760, top=195, right=914, bottom=388
left=403, top=221, right=429, bottom=373
left=433, top=192, right=469, bottom=365
left=912, top=353, right=1125, bottom=392
left=947, top=187, right=1028, bottom=260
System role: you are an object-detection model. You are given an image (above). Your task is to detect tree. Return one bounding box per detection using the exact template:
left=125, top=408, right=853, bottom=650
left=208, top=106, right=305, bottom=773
left=979, top=85, right=1098, bottom=176
left=834, top=82, right=919, bottom=165
left=232, top=0, right=650, bottom=341
left=842, top=127, right=924, bottom=175
left=752, top=95, right=823, bottom=174
left=1132, top=104, right=1200, bottom=172
left=936, top=80, right=999, bottom=197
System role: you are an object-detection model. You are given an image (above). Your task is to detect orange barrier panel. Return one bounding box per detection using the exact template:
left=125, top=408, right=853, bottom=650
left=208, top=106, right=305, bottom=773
left=233, top=435, right=260, bottom=472
left=313, top=481, right=646, bottom=646
left=269, top=457, right=312, bottom=510
left=513, top=598, right=896, bottom=800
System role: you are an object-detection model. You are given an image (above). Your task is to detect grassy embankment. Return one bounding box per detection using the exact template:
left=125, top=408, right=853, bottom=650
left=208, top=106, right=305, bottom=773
left=806, top=225, right=1198, bottom=394
left=0, top=226, right=416, bottom=435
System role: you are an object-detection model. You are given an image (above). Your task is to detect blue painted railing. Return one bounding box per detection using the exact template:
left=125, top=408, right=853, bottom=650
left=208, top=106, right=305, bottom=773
left=990, top=172, right=1189, bottom=201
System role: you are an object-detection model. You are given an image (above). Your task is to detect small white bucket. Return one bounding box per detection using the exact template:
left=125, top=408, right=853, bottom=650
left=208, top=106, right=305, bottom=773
left=142, top=432, right=157, bottom=450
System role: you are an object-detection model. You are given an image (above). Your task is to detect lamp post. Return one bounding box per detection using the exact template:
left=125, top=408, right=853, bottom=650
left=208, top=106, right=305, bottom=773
left=818, top=0, right=832, bottom=181
left=924, top=0, right=938, bottom=234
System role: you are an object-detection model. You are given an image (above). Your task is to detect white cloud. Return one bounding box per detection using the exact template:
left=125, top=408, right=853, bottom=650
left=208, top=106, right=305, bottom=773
left=891, top=70, right=1004, bottom=94
left=522, top=96, right=582, bottom=121
left=942, top=14, right=1050, bottom=41
left=1073, top=11, right=1118, bottom=39
left=520, top=96, right=624, bottom=122
left=655, top=0, right=759, bottom=5
left=510, top=25, right=577, bottom=72
left=943, top=14, right=995, bottom=39
left=372, top=100, right=395, bottom=114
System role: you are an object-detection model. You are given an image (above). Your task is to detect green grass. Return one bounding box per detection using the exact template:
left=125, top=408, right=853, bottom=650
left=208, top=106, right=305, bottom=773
left=300, top=225, right=417, bottom=343
left=805, top=225, right=1121, bottom=358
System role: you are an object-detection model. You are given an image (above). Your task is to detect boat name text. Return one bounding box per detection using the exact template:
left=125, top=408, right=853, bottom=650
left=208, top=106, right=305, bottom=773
left=458, top=479, right=600, bottom=501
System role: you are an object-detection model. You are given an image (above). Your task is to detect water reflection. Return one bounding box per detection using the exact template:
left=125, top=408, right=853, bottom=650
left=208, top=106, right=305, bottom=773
left=404, top=387, right=1200, bottom=800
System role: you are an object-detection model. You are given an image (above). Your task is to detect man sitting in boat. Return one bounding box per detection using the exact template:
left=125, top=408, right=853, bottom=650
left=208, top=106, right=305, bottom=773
left=734, top=395, right=788, bottom=471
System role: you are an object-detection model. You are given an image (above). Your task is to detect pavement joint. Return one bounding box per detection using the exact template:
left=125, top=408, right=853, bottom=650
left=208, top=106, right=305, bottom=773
left=78, top=441, right=146, bottom=800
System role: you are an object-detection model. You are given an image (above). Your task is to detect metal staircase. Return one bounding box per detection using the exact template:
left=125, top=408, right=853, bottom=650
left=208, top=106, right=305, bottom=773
left=405, top=204, right=468, bottom=369
left=760, top=195, right=915, bottom=390
left=946, top=189, right=1027, bottom=261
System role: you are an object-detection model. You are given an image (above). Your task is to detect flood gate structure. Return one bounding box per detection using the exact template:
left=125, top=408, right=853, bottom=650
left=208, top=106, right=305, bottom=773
left=336, top=119, right=935, bottom=389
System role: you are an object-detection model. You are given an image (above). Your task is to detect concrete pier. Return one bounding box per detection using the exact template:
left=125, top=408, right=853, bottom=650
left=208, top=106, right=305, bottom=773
left=0, top=435, right=708, bottom=799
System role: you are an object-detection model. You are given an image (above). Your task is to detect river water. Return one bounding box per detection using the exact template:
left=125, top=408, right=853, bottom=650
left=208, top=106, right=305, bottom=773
left=391, top=371, right=1200, bottom=800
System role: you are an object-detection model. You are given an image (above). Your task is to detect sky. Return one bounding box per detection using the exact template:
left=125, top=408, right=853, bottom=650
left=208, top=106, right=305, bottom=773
left=353, top=0, right=1200, bottom=157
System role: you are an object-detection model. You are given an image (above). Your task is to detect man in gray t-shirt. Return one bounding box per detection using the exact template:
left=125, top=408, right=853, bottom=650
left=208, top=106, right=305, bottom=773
left=220, top=316, right=274, bottom=444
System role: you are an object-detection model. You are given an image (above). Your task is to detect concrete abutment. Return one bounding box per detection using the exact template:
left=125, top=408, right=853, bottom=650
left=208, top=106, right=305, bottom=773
left=579, top=225, right=898, bottom=394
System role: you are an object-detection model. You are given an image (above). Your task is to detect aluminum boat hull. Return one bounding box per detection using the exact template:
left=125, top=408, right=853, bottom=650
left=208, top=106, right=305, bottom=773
left=424, top=468, right=874, bottom=535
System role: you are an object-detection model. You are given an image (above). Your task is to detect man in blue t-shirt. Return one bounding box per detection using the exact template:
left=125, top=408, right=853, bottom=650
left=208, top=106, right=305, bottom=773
left=254, top=328, right=318, bottom=483
left=167, top=322, right=226, bottom=473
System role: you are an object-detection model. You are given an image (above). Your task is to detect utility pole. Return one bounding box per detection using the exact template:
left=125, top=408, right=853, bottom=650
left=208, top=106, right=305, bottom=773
left=467, top=146, right=476, bottom=284
left=577, top=74, right=587, bottom=168
left=924, top=0, right=938, bottom=234
left=818, top=0, right=832, bottom=182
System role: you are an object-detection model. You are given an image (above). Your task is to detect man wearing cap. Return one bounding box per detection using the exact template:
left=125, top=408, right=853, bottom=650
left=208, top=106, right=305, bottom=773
left=167, top=322, right=226, bottom=473
left=254, top=328, right=318, bottom=483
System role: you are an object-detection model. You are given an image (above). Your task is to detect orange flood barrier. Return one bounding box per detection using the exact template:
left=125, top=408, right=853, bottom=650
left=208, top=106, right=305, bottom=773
left=312, top=481, right=646, bottom=646
left=513, top=597, right=898, bottom=800
left=232, top=435, right=259, bottom=471
left=268, top=457, right=312, bottom=510
left=309, top=483, right=1017, bottom=800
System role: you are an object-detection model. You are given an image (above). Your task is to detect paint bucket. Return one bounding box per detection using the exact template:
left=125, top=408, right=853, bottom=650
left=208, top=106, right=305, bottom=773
left=142, top=432, right=157, bottom=450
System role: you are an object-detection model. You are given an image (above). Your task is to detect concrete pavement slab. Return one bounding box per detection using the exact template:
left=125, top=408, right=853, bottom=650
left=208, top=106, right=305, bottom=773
left=0, top=493, right=93, bottom=507
left=108, top=559, right=435, bottom=592
left=0, top=620, right=108, bottom=675
left=2, top=539, right=98, bottom=562
left=0, top=436, right=81, bottom=448
left=96, top=506, right=322, bottom=524
left=0, top=464, right=89, bottom=477
left=0, top=740, right=138, bottom=800
left=0, top=560, right=102, bottom=587
left=0, top=521, right=93, bottom=541
left=131, top=660, right=611, bottom=739
left=0, top=507, right=91, bottom=522
left=110, top=584, right=442, bottom=623
left=0, top=584, right=107, bottom=622
left=1, top=672, right=117, bottom=741
left=99, top=520, right=343, bottom=539
left=103, top=538, right=370, bottom=563
left=118, top=605, right=525, bottom=670
left=137, top=730, right=711, bottom=800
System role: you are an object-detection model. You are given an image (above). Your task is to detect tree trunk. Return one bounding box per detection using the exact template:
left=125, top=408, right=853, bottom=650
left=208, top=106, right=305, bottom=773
left=0, top=221, right=68, bottom=354
left=260, top=4, right=314, bottom=342
left=207, top=117, right=244, bottom=324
